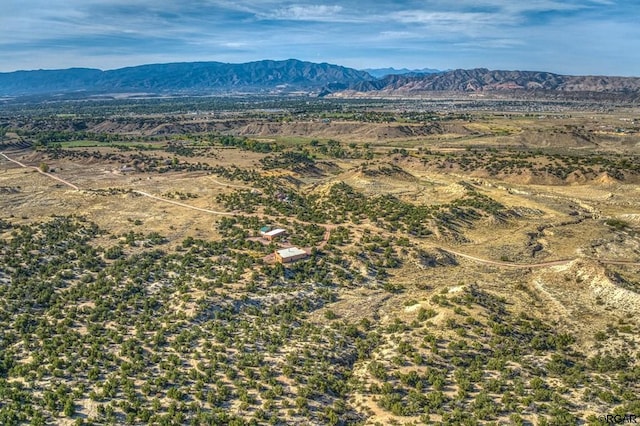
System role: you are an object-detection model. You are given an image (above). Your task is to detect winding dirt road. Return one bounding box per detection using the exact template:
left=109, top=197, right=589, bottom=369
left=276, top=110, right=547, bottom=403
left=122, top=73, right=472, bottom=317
left=1, top=152, right=80, bottom=190
left=437, top=247, right=575, bottom=269
left=132, top=190, right=238, bottom=216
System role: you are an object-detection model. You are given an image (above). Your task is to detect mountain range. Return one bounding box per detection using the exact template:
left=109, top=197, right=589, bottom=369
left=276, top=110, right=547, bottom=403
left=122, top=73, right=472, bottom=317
left=0, top=59, right=371, bottom=96
left=1, top=59, right=639, bottom=98
left=323, top=68, right=640, bottom=98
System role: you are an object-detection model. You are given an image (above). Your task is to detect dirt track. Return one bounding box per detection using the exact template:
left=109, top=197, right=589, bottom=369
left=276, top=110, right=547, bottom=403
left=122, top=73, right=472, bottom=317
left=436, top=246, right=638, bottom=269
left=132, top=190, right=237, bottom=216
left=1, top=152, right=80, bottom=190
left=437, top=247, right=573, bottom=268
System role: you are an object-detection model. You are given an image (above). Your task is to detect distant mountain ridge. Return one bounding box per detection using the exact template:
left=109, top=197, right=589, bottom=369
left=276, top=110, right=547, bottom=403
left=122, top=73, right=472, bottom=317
left=0, top=59, right=373, bottom=96
left=362, top=67, right=443, bottom=78
left=324, top=68, right=640, bottom=97
left=1, top=60, right=640, bottom=98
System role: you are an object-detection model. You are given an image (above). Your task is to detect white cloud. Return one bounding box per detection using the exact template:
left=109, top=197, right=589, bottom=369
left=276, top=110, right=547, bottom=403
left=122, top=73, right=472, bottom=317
left=387, top=10, right=518, bottom=37
left=391, top=11, right=505, bottom=25
left=261, top=4, right=346, bottom=22
left=424, top=0, right=591, bottom=14
left=377, top=31, right=418, bottom=40
left=220, top=41, right=248, bottom=48
left=454, top=38, right=526, bottom=49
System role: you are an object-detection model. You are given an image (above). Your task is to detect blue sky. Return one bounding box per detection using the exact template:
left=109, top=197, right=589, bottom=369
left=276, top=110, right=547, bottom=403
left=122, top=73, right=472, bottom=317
left=1, top=0, right=638, bottom=75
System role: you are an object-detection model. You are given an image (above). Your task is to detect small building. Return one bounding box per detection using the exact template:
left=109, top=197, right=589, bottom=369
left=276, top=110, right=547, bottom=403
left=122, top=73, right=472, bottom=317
left=259, top=226, right=272, bottom=235
left=264, top=228, right=286, bottom=241
left=275, top=247, right=308, bottom=263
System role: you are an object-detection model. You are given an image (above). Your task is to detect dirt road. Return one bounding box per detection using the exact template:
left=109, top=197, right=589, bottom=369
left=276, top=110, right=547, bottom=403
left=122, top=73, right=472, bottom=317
left=1, top=152, right=80, bottom=190
left=132, top=190, right=238, bottom=216
left=437, top=247, right=575, bottom=269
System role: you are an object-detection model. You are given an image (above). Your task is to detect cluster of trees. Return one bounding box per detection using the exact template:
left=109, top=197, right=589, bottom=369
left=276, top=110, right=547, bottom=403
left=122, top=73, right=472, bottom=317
left=218, top=181, right=507, bottom=239
left=207, top=134, right=279, bottom=153
left=17, top=130, right=121, bottom=146
left=309, top=139, right=374, bottom=160
left=162, top=191, right=199, bottom=201
left=260, top=152, right=315, bottom=170
left=424, top=149, right=640, bottom=181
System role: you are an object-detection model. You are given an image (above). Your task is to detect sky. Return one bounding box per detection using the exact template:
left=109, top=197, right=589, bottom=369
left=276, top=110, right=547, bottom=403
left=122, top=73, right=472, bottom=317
left=0, top=0, right=638, bottom=76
